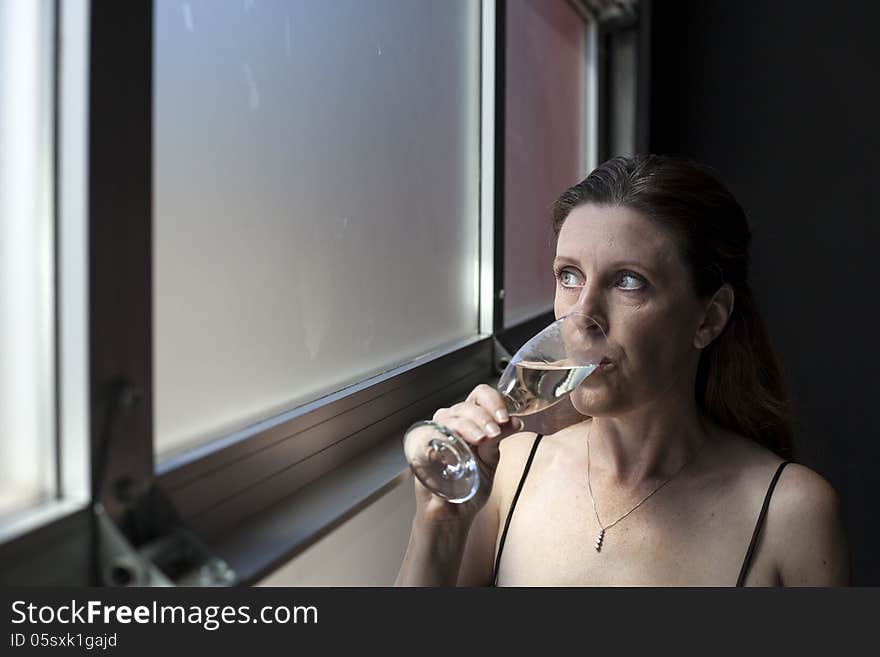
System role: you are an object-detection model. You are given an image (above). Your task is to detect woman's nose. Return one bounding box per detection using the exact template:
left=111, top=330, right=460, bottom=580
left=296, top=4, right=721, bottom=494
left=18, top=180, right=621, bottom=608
left=572, top=283, right=606, bottom=322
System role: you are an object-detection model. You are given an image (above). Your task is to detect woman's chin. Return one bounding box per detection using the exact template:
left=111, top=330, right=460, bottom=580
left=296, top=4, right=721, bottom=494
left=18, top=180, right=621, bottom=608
left=569, top=390, right=607, bottom=416
left=569, top=384, right=628, bottom=417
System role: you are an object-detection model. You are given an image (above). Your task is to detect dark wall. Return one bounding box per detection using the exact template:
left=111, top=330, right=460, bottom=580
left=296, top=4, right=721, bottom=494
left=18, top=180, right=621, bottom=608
left=649, top=1, right=880, bottom=585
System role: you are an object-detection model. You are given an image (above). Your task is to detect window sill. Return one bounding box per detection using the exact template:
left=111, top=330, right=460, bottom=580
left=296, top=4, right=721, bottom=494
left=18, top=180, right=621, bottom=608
left=0, top=495, right=89, bottom=547
left=207, top=432, right=412, bottom=586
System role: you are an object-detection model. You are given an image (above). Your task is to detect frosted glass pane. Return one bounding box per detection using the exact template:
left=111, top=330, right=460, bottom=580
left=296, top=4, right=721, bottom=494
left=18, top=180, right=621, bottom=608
left=154, top=0, right=480, bottom=459
left=504, top=0, right=586, bottom=328
left=0, top=0, right=55, bottom=519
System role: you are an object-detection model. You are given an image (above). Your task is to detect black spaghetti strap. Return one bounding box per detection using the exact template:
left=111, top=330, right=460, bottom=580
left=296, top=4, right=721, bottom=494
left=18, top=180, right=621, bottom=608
left=735, top=460, right=792, bottom=586
left=491, top=433, right=544, bottom=586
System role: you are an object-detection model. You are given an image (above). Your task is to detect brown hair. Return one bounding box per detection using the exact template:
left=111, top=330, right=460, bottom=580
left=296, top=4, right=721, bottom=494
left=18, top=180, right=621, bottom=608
left=551, top=155, right=795, bottom=460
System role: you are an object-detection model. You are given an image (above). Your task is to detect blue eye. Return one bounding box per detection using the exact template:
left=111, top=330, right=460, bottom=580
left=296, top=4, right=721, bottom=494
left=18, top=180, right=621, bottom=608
left=558, top=269, right=581, bottom=288
left=617, top=272, right=645, bottom=290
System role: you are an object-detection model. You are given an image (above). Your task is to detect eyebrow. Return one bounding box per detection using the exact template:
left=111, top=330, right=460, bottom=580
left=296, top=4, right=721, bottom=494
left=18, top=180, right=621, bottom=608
left=552, top=256, right=657, bottom=277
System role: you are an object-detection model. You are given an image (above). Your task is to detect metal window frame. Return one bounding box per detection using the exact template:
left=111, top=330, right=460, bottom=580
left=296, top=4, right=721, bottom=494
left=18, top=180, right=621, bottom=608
left=57, top=0, right=91, bottom=510
left=87, top=0, right=155, bottom=528
left=565, top=1, right=601, bottom=175
left=149, top=1, right=499, bottom=544
left=480, top=0, right=498, bottom=336
left=1, top=0, right=500, bottom=584
left=1, top=0, right=633, bottom=585
left=490, top=0, right=506, bottom=333
left=84, top=0, right=497, bottom=550
left=588, top=0, right=648, bottom=161
left=0, top=0, right=94, bottom=583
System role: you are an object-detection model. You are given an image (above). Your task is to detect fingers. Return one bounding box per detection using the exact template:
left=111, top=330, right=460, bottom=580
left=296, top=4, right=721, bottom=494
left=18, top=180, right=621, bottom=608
left=414, top=384, right=527, bottom=515
left=430, top=412, right=517, bottom=444
left=466, top=384, right=513, bottom=425
left=433, top=384, right=524, bottom=447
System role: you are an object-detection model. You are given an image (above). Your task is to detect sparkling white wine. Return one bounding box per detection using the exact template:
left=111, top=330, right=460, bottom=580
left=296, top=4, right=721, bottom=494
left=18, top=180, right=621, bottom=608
left=502, top=360, right=598, bottom=416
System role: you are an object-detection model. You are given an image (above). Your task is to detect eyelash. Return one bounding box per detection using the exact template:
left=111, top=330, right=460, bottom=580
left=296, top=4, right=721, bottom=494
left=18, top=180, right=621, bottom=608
left=553, top=268, right=646, bottom=291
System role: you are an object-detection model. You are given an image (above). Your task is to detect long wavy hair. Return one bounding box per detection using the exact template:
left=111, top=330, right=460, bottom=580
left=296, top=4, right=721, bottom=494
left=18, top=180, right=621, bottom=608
left=551, top=155, right=795, bottom=460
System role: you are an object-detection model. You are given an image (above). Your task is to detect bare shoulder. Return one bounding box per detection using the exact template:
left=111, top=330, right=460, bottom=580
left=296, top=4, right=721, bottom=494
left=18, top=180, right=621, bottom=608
left=454, top=430, right=540, bottom=586
left=495, top=431, right=544, bottom=500
left=498, top=430, right=543, bottom=461
left=713, top=432, right=851, bottom=586
left=765, top=461, right=851, bottom=586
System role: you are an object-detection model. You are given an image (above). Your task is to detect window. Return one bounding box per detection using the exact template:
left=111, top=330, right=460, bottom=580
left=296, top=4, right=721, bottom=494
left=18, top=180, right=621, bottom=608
left=148, top=1, right=492, bottom=551
left=0, top=0, right=89, bottom=542
left=0, top=0, right=640, bottom=586
left=502, top=0, right=596, bottom=329
left=0, top=0, right=56, bottom=525
left=153, top=0, right=481, bottom=461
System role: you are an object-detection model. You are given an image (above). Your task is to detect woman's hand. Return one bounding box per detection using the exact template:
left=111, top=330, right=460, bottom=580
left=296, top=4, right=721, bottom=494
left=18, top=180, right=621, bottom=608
left=414, top=384, right=524, bottom=527
left=397, top=385, right=523, bottom=586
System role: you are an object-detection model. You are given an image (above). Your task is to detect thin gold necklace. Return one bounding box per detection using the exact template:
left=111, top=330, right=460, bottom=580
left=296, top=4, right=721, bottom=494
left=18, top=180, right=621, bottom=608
left=585, top=422, right=706, bottom=552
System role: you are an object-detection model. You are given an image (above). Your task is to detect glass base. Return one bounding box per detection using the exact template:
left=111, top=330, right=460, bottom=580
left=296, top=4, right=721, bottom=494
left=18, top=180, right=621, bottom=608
left=403, top=421, right=479, bottom=503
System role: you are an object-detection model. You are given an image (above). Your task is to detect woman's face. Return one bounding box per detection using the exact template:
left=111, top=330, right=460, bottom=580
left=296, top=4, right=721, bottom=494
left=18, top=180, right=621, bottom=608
left=553, top=203, right=708, bottom=417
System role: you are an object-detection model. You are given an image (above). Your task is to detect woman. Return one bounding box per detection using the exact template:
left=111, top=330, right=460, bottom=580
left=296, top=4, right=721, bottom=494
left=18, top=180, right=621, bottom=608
left=395, top=155, right=851, bottom=586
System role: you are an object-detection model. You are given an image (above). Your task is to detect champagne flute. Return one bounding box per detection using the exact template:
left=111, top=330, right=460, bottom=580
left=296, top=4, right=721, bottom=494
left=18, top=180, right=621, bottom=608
left=403, top=312, right=609, bottom=503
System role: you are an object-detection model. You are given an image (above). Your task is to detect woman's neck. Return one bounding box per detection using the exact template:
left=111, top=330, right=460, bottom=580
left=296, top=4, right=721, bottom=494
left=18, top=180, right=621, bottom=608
left=585, top=391, right=712, bottom=488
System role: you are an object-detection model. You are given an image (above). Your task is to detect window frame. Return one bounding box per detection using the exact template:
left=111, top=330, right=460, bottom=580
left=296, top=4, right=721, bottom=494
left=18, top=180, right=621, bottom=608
left=0, top=0, right=636, bottom=585
left=147, top=0, right=496, bottom=544
left=0, top=0, right=88, bottom=546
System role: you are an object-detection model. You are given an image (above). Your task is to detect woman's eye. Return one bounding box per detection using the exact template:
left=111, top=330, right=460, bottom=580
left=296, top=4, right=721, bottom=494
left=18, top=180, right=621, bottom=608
left=617, top=272, right=645, bottom=290
left=558, top=270, right=581, bottom=287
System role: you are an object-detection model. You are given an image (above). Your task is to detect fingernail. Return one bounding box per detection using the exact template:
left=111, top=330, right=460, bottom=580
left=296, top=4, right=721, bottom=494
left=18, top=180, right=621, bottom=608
left=485, top=422, right=501, bottom=437
left=495, top=409, right=509, bottom=423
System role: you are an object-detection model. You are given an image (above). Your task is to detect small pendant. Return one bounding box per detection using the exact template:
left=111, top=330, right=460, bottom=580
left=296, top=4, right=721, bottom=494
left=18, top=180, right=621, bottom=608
left=594, top=528, right=605, bottom=552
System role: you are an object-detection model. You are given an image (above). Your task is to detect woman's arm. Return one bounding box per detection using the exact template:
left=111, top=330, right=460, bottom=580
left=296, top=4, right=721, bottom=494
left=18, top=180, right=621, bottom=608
left=394, top=385, right=520, bottom=586
left=394, top=489, right=501, bottom=587
left=395, top=509, right=477, bottom=587
left=771, top=464, right=852, bottom=586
